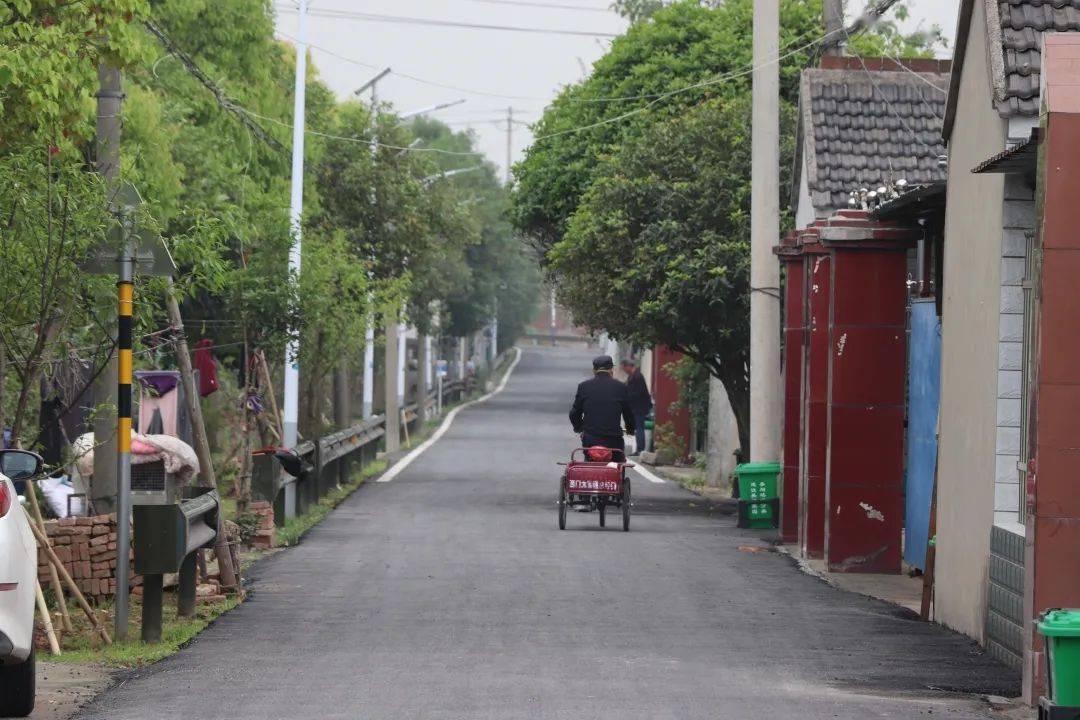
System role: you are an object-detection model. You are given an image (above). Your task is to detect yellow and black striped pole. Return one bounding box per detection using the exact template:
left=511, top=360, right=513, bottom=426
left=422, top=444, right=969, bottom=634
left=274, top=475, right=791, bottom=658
left=114, top=275, right=134, bottom=639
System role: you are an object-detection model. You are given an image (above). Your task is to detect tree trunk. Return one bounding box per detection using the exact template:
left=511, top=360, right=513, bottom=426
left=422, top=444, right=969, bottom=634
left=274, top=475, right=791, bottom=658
left=711, top=359, right=750, bottom=467
left=164, top=281, right=238, bottom=591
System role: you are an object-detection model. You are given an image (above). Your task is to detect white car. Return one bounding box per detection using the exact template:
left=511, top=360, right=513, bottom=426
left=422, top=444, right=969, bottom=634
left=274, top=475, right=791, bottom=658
left=0, top=449, right=43, bottom=717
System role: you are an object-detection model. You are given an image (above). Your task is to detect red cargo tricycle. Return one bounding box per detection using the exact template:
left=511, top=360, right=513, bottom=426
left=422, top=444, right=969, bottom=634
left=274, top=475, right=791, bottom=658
left=557, top=447, right=632, bottom=531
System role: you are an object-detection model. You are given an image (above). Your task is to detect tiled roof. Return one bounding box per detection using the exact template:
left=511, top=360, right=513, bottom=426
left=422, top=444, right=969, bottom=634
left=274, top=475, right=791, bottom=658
left=798, top=67, right=949, bottom=217
left=997, top=0, right=1080, bottom=116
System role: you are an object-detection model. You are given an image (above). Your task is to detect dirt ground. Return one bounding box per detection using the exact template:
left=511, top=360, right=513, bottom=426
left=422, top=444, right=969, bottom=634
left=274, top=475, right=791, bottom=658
left=33, top=663, right=112, bottom=720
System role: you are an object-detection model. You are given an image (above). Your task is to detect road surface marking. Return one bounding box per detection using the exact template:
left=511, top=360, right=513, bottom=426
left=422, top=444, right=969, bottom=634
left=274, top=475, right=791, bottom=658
left=631, top=464, right=666, bottom=485
left=378, top=348, right=522, bottom=483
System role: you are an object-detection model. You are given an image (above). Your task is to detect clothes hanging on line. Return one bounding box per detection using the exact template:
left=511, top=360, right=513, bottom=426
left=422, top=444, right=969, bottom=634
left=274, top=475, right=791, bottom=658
left=136, top=370, right=181, bottom=436
left=193, top=339, right=219, bottom=397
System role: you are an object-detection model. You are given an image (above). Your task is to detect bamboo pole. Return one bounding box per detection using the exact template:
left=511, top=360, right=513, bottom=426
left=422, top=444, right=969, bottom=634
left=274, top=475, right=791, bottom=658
left=35, top=579, right=61, bottom=656
left=256, top=350, right=284, bottom=441
left=25, top=512, right=111, bottom=645
left=21, top=475, right=74, bottom=633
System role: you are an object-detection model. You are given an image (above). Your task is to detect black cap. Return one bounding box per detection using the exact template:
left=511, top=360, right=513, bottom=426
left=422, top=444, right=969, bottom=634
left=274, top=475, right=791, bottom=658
left=592, top=355, right=614, bottom=370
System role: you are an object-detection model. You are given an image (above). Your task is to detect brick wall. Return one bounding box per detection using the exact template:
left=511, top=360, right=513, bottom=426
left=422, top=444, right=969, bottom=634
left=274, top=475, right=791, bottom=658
left=37, top=514, right=139, bottom=602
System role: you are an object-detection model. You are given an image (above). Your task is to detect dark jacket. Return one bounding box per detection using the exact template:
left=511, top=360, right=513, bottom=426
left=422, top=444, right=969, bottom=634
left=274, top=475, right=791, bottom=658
left=626, top=369, right=653, bottom=418
left=569, top=373, right=635, bottom=439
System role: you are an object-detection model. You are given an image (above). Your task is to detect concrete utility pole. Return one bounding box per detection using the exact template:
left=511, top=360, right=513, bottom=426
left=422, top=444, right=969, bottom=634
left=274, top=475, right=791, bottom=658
left=357, top=67, right=389, bottom=421
left=749, top=0, right=782, bottom=463
left=93, top=62, right=132, bottom=640
left=92, top=64, right=123, bottom=514
left=384, top=315, right=400, bottom=453
left=418, top=330, right=430, bottom=425
left=823, top=0, right=844, bottom=55
left=282, top=0, right=308, bottom=449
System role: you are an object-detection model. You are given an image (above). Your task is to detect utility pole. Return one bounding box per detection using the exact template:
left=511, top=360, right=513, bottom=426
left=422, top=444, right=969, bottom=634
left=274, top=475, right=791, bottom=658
left=282, top=0, right=308, bottom=449
left=92, top=65, right=122, bottom=515
left=823, top=0, right=844, bottom=55
left=505, top=106, right=513, bottom=185
left=358, top=67, right=390, bottom=421
left=384, top=314, right=400, bottom=453
left=93, top=62, right=132, bottom=640
left=750, top=0, right=782, bottom=463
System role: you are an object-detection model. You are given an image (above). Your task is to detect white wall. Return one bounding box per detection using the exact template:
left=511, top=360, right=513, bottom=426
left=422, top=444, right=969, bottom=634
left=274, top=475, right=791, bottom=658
left=936, top=0, right=1009, bottom=641
left=795, top=155, right=816, bottom=229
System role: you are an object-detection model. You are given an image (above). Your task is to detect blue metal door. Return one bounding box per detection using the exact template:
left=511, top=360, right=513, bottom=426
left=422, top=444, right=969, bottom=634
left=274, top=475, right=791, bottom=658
left=904, top=300, right=941, bottom=570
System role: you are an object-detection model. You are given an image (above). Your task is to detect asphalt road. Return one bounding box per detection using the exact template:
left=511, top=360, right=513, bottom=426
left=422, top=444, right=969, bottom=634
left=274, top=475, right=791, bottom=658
left=76, top=346, right=1018, bottom=720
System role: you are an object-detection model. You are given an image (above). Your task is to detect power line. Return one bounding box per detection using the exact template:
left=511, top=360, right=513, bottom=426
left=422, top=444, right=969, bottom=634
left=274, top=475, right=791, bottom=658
left=276, top=31, right=559, bottom=102
left=529, top=0, right=910, bottom=143
left=275, top=5, right=620, bottom=38
left=236, top=105, right=487, bottom=157
left=459, top=0, right=614, bottom=12
left=144, top=20, right=287, bottom=154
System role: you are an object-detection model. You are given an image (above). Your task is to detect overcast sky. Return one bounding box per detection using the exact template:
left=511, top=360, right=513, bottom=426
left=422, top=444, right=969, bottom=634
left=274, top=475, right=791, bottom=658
left=274, top=1, right=961, bottom=178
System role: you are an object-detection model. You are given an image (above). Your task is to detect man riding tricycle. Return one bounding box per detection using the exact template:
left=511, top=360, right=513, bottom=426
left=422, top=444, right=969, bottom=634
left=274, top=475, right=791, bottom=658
left=558, top=355, right=635, bottom=531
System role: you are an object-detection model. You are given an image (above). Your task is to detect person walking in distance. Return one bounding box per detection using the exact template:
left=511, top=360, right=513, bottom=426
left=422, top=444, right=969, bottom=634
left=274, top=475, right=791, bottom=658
left=621, top=358, right=652, bottom=456
left=569, top=355, right=635, bottom=455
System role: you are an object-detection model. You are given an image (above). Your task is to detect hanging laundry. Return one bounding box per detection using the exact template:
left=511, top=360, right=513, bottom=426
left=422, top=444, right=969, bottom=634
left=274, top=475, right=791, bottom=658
left=135, top=370, right=181, bottom=436
left=193, top=339, right=219, bottom=397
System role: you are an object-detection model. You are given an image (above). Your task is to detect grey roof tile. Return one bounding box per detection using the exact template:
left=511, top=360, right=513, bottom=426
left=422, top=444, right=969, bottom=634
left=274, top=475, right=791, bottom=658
left=997, top=0, right=1080, bottom=116
left=800, top=68, right=949, bottom=215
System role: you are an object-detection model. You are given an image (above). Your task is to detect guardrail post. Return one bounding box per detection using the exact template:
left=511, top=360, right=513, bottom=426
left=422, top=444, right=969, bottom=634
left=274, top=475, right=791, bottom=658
left=142, top=574, right=164, bottom=644
left=177, top=552, right=197, bottom=618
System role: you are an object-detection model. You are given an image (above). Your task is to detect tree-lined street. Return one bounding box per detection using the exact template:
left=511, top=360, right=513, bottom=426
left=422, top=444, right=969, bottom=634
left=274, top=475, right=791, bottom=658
left=75, top=347, right=1016, bottom=720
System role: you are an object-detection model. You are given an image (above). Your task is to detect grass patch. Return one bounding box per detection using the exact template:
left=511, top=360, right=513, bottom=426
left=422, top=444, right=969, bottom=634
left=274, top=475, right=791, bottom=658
left=47, top=595, right=239, bottom=668
left=673, top=472, right=707, bottom=492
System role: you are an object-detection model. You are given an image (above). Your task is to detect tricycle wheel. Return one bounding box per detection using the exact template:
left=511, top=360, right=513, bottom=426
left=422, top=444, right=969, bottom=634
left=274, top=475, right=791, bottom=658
left=599, top=503, right=606, bottom=527
left=558, top=478, right=568, bottom=530
left=622, top=478, right=631, bottom=532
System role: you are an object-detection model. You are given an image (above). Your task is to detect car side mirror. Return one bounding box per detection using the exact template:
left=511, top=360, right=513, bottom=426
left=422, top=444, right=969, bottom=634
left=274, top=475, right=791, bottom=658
left=0, top=449, right=43, bottom=481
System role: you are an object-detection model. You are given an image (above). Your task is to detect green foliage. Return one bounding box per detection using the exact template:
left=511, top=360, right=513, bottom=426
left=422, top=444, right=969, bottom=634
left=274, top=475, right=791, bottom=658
left=844, top=3, right=949, bottom=58
left=653, top=421, right=687, bottom=464
left=0, top=0, right=536, bottom=454
left=612, top=0, right=668, bottom=23
left=665, top=356, right=710, bottom=432
left=511, top=0, right=821, bottom=256
left=0, top=0, right=150, bottom=144
left=405, top=117, right=541, bottom=348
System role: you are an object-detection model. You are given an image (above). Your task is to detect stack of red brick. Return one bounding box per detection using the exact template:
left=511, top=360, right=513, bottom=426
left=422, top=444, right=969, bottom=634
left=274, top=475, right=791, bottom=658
left=37, top=514, right=140, bottom=602
left=248, top=501, right=275, bottom=549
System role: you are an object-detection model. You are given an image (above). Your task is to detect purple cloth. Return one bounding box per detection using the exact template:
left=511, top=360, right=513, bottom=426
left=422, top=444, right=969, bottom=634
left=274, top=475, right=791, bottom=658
left=135, top=371, right=181, bottom=397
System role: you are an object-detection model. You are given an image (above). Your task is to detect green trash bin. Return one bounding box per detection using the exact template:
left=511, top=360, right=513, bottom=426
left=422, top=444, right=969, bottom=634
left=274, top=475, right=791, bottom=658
left=1038, top=609, right=1080, bottom=706
left=735, top=462, right=781, bottom=501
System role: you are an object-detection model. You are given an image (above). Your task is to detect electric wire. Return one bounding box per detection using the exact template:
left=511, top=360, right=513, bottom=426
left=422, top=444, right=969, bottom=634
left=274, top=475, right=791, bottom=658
left=235, top=106, right=487, bottom=156
left=274, top=5, right=620, bottom=37
left=458, top=0, right=614, bottom=13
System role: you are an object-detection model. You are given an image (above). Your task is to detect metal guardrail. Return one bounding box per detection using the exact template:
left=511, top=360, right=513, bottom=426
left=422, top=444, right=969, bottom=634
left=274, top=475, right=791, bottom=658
left=250, top=376, right=477, bottom=528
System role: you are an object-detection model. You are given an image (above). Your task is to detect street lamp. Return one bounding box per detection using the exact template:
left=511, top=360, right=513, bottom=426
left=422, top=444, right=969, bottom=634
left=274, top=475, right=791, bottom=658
left=398, top=99, right=466, bottom=120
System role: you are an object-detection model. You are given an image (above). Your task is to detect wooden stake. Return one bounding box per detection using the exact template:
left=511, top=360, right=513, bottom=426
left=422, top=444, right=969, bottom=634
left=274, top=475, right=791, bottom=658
left=256, top=350, right=284, bottom=441
left=921, top=414, right=942, bottom=622
left=21, top=475, right=74, bottom=633
left=35, top=579, right=61, bottom=656
left=920, top=480, right=938, bottom=621
left=25, top=512, right=111, bottom=645
left=401, top=408, right=410, bottom=447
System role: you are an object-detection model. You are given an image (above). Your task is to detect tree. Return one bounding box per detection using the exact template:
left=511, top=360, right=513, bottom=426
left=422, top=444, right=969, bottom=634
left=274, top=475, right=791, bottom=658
left=844, top=3, right=948, bottom=58
left=511, top=0, right=821, bottom=257
left=550, top=97, right=796, bottom=452
left=612, top=0, right=667, bottom=23
left=407, top=117, right=541, bottom=349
